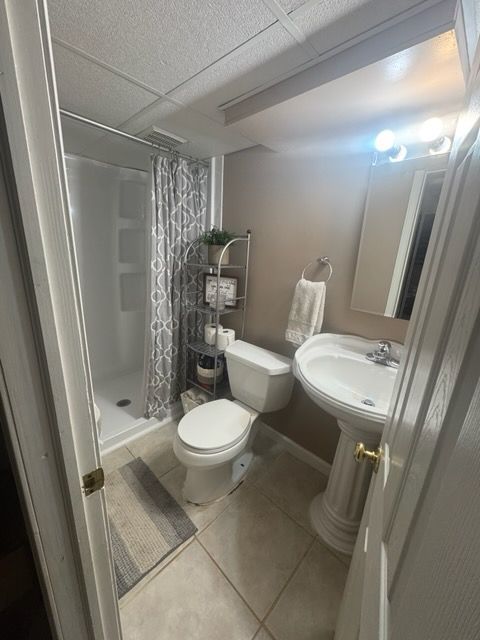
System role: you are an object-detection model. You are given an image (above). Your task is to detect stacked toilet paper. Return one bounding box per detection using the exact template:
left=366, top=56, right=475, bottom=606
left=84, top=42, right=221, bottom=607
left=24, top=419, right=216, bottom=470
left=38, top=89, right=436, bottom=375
left=204, top=323, right=235, bottom=350
left=217, top=328, right=235, bottom=350
left=204, top=323, right=222, bottom=345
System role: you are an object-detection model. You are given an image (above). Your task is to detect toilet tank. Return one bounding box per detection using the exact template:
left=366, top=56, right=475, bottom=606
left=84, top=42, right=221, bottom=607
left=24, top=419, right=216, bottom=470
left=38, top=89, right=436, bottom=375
left=225, top=341, right=294, bottom=413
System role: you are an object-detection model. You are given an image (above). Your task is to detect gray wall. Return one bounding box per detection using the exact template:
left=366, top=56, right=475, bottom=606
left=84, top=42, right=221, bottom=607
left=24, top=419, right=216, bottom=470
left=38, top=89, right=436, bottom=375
left=223, top=146, right=408, bottom=463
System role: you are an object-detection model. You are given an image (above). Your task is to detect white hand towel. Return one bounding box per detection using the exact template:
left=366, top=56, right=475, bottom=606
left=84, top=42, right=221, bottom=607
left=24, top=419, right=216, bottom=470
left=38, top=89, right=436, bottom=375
left=285, top=278, right=326, bottom=346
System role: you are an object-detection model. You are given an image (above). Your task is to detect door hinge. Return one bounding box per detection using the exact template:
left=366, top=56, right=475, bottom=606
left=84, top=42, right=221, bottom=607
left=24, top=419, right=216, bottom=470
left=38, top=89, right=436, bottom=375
left=82, top=467, right=105, bottom=496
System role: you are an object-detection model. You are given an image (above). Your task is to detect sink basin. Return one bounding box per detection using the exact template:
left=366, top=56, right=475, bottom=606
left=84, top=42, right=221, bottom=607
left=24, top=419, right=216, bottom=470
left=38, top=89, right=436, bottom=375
left=293, top=333, right=402, bottom=555
left=293, top=333, right=400, bottom=433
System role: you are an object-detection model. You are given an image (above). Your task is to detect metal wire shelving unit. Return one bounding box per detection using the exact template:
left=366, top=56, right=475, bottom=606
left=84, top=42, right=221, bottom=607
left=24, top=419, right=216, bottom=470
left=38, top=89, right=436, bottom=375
left=182, top=230, right=251, bottom=400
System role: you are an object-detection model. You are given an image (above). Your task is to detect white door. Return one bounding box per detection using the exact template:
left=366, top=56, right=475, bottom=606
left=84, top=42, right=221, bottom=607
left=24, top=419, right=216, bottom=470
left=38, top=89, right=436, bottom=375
left=0, top=1, right=121, bottom=638
left=336, top=21, right=480, bottom=640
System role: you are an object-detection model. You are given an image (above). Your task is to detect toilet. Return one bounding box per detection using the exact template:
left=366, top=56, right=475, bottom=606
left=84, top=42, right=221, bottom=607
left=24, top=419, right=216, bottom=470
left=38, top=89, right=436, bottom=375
left=174, top=340, right=294, bottom=504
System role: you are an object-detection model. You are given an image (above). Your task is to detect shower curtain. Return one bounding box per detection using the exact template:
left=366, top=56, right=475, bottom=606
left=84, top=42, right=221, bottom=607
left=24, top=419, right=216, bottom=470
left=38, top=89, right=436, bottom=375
left=145, top=154, right=208, bottom=419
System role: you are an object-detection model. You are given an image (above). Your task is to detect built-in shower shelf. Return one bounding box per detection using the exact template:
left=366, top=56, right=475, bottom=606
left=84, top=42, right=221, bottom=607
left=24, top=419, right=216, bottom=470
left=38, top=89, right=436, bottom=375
left=187, top=341, right=225, bottom=357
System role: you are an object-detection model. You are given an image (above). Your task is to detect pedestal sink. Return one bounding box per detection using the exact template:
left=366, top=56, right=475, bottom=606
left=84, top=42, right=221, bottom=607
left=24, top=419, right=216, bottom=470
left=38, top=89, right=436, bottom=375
left=293, top=333, right=401, bottom=555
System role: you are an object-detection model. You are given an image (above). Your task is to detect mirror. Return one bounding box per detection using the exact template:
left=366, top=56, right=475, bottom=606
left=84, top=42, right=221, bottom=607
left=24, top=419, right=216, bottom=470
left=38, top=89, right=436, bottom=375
left=351, top=153, right=448, bottom=320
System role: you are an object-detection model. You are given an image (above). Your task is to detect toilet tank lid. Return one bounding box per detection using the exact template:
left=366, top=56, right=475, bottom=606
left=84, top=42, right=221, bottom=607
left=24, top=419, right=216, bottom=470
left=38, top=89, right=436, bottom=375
left=225, top=340, right=292, bottom=375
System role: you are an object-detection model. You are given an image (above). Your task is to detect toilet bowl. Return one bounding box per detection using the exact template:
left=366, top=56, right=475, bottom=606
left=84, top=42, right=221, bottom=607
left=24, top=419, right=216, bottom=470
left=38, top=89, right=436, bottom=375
left=174, top=340, right=294, bottom=504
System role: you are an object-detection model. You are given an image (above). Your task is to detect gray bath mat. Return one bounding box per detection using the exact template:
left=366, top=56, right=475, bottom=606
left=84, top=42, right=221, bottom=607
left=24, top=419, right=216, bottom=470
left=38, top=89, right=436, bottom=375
left=106, top=457, right=197, bottom=598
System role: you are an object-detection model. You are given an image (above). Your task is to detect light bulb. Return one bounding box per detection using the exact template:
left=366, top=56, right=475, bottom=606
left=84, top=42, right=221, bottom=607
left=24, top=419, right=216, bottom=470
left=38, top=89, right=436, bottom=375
left=374, top=129, right=396, bottom=152
left=420, top=117, right=443, bottom=142
left=429, top=136, right=451, bottom=155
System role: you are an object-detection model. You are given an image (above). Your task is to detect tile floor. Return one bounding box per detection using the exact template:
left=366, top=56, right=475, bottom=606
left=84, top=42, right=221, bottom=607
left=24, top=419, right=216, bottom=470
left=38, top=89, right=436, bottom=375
left=103, top=422, right=349, bottom=640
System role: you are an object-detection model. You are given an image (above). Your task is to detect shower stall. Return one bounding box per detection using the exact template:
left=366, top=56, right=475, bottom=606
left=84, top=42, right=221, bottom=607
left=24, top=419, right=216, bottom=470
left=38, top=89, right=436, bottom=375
left=66, top=154, right=162, bottom=451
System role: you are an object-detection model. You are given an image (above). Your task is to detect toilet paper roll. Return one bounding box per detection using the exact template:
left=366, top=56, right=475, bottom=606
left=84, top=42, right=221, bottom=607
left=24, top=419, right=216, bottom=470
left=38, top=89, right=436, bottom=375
left=204, top=323, right=223, bottom=345
left=217, top=328, right=236, bottom=351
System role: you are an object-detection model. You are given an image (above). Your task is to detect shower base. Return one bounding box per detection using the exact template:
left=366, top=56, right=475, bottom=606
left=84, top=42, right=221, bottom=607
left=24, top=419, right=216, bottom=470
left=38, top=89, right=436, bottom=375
left=95, top=370, right=181, bottom=453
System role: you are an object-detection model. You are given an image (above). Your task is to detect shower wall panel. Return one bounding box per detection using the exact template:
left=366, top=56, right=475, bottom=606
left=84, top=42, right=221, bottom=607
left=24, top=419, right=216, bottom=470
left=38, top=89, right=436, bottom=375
left=65, top=154, right=149, bottom=384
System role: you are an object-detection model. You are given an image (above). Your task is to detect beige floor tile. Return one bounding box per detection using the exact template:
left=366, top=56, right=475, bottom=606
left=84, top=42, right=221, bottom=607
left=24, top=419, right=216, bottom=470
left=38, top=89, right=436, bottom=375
left=254, top=627, right=275, bottom=640
left=265, top=540, right=348, bottom=640
left=327, top=546, right=352, bottom=568
left=126, top=421, right=178, bottom=478
left=120, top=540, right=259, bottom=640
left=199, top=486, right=312, bottom=619
left=102, top=446, right=135, bottom=475
left=160, top=464, right=244, bottom=532
left=255, top=452, right=327, bottom=533
left=246, top=428, right=284, bottom=485
left=118, top=537, right=194, bottom=609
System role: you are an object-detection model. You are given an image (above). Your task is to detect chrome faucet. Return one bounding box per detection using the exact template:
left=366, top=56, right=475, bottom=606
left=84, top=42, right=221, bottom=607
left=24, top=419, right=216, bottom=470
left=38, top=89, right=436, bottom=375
left=366, top=340, right=399, bottom=368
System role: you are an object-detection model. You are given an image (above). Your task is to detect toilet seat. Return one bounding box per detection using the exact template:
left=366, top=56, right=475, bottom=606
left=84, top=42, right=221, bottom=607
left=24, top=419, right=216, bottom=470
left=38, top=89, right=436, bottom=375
left=178, top=399, right=251, bottom=454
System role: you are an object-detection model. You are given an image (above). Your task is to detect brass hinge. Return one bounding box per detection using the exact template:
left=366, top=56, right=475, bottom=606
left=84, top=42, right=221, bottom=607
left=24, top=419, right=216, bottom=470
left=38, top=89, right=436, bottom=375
left=82, top=467, right=105, bottom=496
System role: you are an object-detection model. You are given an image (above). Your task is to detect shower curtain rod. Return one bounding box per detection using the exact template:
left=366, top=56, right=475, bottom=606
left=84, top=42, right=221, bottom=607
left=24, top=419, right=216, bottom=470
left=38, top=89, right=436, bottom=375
left=59, top=108, right=209, bottom=166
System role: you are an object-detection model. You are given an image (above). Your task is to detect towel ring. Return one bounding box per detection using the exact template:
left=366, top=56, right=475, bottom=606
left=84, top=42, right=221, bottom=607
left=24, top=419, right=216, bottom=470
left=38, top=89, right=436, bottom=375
left=301, top=256, right=333, bottom=282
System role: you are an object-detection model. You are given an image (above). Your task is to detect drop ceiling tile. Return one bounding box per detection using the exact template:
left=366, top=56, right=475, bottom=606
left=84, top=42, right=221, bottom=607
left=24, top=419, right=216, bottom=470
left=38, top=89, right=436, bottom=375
left=175, top=135, right=254, bottom=159
left=122, top=99, right=255, bottom=158
left=167, top=23, right=312, bottom=122
left=48, top=0, right=277, bottom=94
left=121, top=98, right=181, bottom=134
left=53, top=44, right=158, bottom=126
left=275, top=0, right=308, bottom=13
left=292, top=0, right=432, bottom=55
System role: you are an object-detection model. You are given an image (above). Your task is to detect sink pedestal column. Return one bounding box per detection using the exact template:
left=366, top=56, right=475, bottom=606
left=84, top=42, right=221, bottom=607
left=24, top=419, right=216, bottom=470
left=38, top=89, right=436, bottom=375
left=310, top=420, right=379, bottom=555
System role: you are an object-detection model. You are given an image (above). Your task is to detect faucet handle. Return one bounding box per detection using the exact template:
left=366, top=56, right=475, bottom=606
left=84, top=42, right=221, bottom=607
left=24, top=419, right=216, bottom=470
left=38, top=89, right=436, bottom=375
left=377, top=340, right=391, bottom=355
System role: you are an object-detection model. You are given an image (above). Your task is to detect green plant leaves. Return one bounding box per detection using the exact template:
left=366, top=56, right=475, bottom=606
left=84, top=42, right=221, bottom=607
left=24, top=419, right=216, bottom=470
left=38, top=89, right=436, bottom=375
left=199, top=226, right=235, bottom=246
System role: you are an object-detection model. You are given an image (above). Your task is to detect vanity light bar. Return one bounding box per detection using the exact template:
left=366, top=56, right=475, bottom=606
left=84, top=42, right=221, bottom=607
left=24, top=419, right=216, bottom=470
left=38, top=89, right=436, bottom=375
left=429, top=136, right=451, bottom=155
left=374, top=117, right=449, bottom=163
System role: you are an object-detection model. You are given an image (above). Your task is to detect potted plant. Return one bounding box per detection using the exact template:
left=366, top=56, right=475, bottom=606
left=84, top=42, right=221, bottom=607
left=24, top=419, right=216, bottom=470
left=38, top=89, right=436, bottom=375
left=200, top=227, right=235, bottom=265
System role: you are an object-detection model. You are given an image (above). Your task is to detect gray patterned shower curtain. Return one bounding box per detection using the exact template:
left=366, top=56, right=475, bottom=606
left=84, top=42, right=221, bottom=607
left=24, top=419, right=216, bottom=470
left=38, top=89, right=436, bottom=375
left=145, top=154, right=208, bottom=419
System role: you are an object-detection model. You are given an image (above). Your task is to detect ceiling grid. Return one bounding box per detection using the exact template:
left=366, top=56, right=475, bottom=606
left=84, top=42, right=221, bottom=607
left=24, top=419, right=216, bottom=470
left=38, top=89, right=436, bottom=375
left=49, top=0, right=456, bottom=159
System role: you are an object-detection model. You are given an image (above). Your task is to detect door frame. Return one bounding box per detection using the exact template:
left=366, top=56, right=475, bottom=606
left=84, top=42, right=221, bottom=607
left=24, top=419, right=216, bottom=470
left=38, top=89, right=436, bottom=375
left=0, top=1, right=121, bottom=638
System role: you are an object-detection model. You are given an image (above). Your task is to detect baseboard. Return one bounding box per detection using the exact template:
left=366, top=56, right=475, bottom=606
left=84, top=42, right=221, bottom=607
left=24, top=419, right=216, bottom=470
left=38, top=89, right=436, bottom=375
left=100, top=401, right=183, bottom=454
left=258, top=421, right=331, bottom=477
left=102, top=407, right=331, bottom=477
